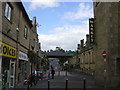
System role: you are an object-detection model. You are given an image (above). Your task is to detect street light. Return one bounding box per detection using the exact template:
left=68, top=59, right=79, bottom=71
left=28, top=46, right=34, bottom=87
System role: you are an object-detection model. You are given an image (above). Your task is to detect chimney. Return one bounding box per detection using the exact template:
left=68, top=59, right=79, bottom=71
left=80, top=39, right=84, bottom=47
left=32, top=17, right=36, bottom=26
left=86, top=34, right=90, bottom=43
left=77, top=44, right=80, bottom=50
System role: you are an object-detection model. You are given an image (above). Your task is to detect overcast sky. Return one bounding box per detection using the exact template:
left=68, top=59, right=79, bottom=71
left=22, top=0, right=94, bottom=51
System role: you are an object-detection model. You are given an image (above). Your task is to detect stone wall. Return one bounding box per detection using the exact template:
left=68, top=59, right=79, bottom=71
left=94, top=2, right=120, bottom=88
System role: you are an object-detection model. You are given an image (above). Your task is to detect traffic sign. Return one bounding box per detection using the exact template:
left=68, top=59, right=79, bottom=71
left=102, top=51, right=107, bottom=59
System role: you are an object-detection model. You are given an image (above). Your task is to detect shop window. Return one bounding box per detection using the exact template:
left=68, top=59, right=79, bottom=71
left=5, top=3, right=12, bottom=21
left=19, top=61, right=24, bottom=71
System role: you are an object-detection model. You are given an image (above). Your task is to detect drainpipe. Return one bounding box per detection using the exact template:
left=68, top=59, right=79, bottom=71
left=15, top=3, right=21, bottom=86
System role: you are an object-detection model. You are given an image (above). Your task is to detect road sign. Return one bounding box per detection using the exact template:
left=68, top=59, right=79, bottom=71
left=102, top=51, right=106, bottom=59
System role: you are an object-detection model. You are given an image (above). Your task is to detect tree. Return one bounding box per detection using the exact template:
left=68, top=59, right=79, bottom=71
left=28, top=50, right=37, bottom=63
left=58, top=57, right=67, bottom=67
left=56, top=47, right=65, bottom=52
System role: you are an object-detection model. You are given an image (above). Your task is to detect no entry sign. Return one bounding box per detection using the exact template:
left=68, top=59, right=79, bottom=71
left=102, top=51, right=107, bottom=59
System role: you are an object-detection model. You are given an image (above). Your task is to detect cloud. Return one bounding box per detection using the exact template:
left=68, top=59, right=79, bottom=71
left=38, top=24, right=89, bottom=51
left=36, top=2, right=93, bottom=51
left=28, top=0, right=60, bottom=11
left=63, top=3, right=93, bottom=21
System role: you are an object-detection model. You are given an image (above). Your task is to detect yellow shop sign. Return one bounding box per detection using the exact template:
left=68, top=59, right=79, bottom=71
left=0, top=42, right=17, bottom=58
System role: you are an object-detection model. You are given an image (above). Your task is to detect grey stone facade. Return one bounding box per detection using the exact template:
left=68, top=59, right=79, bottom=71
left=94, top=2, right=120, bottom=88
left=73, top=2, right=120, bottom=88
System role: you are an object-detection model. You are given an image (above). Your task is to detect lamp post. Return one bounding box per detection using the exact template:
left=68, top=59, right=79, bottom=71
left=28, top=47, right=34, bottom=87
left=30, top=62, right=32, bottom=87
left=28, top=51, right=33, bottom=87
left=65, top=63, right=68, bottom=76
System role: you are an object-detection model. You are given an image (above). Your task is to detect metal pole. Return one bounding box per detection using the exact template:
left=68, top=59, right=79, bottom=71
left=66, top=71, right=67, bottom=76
left=104, top=58, right=106, bottom=88
left=48, top=80, right=50, bottom=90
left=30, top=63, right=32, bottom=87
left=0, top=57, right=2, bottom=90
left=83, top=78, right=86, bottom=90
left=66, top=79, right=68, bottom=90
left=58, top=71, right=60, bottom=76
left=27, top=81, right=29, bottom=90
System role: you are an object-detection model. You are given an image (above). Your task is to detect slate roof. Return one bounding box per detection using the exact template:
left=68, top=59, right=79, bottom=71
left=45, top=51, right=71, bottom=58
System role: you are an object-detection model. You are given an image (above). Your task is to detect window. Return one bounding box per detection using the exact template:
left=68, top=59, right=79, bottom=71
left=24, top=26, right=28, bottom=39
left=5, top=3, right=12, bottom=21
left=33, top=39, right=35, bottom=47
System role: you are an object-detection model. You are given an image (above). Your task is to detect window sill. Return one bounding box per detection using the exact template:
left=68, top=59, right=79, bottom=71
left=4, top=16, right=12, bottom=24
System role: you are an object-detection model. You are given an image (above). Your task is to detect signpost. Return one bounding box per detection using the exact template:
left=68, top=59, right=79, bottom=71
left=102, top=51, right=107, bottom=88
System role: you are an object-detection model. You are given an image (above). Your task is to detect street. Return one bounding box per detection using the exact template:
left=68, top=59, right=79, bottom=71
left=11, top=71, right=116, bottom=90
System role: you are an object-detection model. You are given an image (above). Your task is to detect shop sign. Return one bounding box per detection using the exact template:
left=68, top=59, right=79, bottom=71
left=19, top=51, right=28, bottom=61
left=89, top=18, right=94, bottom=43
left=0, top=42, right=16, bottom=58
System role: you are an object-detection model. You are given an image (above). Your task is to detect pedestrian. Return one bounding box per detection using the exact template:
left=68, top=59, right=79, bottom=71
left=48, top=68, right=51, bottom=80
left=51, top=65, right=55, bottom=79
left=40, top=72, right=43, bottom=80
left=29, top=69, right=37, bottom=86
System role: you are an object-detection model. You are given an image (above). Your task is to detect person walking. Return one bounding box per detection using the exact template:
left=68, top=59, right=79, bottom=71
left=51, top=65, right=55, bottom=79
left=48, top=68, right=51, bottom=80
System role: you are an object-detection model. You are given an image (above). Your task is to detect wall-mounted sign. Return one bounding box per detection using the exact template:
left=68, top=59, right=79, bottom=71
left=0, top=42, right=16, bottom=58
left=102, top=51, right=107, bottom=59
left=19, top=51, right=28, bottom=61
left=89, top=18, right=94, bottom=43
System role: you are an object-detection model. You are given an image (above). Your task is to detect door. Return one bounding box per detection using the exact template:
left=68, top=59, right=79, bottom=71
left=9, top=60, right=15, bottom=88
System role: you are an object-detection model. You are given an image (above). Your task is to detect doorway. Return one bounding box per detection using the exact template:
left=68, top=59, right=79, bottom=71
left=9, top=60, right=15, bottom=88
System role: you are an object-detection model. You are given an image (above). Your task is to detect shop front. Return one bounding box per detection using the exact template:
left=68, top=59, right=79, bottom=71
left=18, top=51, right=29, bottom=83
left=0, top=42, right=17, bottom=89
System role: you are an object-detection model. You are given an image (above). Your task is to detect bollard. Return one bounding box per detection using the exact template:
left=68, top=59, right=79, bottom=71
left=66, top=71, right=67, bottom=76
left=83, top=78, right=86, bottom=90
left=48, top=80, right=50, bottom=90
left=66, top=79, right=68, bottom=90
left=58, top=71, right=60, bottom=76
left=30, top=80, right=32, bottom=87
left=27, top=81, right=29, bottom=90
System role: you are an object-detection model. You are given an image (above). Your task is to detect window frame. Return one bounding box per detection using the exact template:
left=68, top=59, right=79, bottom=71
left=24, top=26, right=28, bottom=39
left=4, top=2, right=12, bottom=21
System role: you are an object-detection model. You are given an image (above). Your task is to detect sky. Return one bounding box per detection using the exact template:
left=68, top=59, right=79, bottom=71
left=22, top=0, right=94, bottom=51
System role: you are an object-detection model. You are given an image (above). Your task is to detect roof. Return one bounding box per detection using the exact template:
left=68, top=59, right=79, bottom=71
left=18, top=2, right=33, bottom=27
left=45, top=51, right=71, bottom=58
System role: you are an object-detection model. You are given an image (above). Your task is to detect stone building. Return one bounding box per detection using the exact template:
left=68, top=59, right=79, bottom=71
left=0, top=2, right=42, bottom=89
left=70, top=17, right=95, bottom=75
left=29, top=16, right=42, bottom=71
left=69, top=55, right=79, bottom=69
left=77, top=34, right=95, bottom=75
left=93, top=2, right=120, bottom=88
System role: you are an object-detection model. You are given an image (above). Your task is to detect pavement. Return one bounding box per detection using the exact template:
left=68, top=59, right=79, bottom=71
left=11, top=71, right=117, bottom=90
